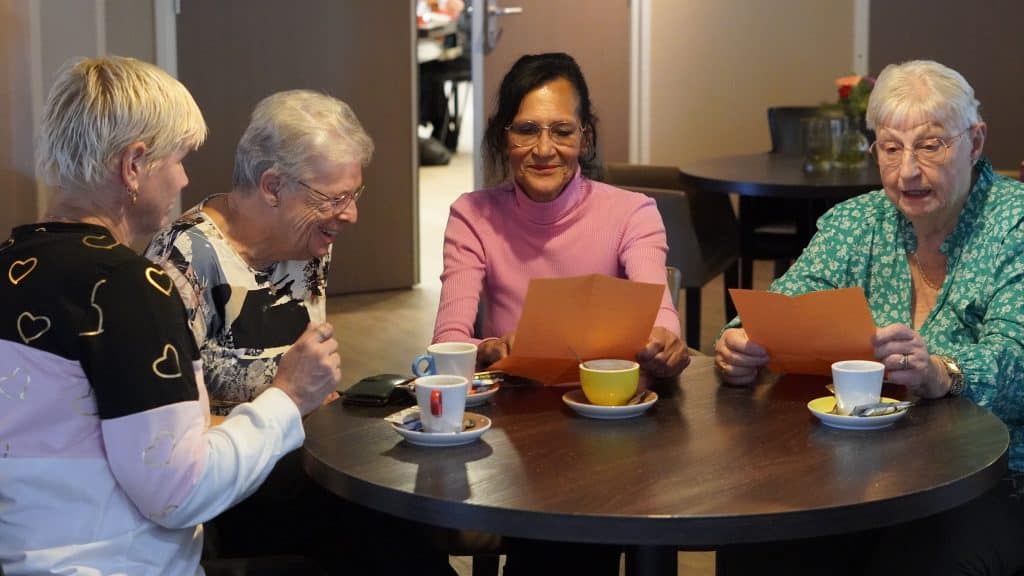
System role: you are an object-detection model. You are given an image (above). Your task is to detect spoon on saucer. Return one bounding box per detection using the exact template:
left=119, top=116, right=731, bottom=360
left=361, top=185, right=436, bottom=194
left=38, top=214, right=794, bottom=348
left=824, top=384, right=843, bottom=415
left=824, top=384, right=915, bottom=417
left=626, top=390, right=649, bottom=405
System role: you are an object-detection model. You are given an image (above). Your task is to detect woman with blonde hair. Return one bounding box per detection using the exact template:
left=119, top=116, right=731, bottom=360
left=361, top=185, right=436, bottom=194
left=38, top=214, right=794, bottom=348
left=0, top=56, right=338, bottom=575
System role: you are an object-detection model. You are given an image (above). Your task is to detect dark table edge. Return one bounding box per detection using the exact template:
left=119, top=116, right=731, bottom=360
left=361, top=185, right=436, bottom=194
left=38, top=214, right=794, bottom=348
left=677, top=170, right=879, bottom=200
left=302, top=442, right=1008, bottom=548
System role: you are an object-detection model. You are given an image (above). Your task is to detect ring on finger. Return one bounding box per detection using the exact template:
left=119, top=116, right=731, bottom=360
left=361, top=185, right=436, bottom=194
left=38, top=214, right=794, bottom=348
left=898, top=353, right=909, bottom=370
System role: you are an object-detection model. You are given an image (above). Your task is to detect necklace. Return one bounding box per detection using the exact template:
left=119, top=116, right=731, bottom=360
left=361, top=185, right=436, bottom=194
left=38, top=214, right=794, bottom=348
left=910, top=251, right=941, bottom=290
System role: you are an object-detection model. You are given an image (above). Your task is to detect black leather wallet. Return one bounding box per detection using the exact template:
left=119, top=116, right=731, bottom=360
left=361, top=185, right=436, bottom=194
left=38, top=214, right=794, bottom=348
left=341, top=373, right=415, bottom=407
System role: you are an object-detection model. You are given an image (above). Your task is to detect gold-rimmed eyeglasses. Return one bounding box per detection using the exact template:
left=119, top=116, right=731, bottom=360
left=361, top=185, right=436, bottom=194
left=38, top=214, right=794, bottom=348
left=295, top=179, right=365, bottom=215
left=505, top=121, right=584, bottom=148
left=869, top=127, right=972, bottom=169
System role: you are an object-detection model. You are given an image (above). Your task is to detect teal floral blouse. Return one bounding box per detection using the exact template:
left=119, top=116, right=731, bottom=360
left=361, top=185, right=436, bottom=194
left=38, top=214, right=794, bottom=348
left=727, top=159, right=1024, bottom=471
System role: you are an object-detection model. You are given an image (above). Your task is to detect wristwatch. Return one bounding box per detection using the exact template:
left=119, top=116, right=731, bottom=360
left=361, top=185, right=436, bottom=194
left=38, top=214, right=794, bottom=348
left=935, top=355, right=964, bottom=396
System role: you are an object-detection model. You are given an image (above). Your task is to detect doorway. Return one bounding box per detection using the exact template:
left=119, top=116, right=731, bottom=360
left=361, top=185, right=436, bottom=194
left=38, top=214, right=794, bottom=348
left=416, top=0, right=474, bottom=289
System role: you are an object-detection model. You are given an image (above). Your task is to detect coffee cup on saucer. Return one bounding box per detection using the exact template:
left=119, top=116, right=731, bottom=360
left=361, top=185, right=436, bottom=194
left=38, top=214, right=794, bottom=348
left=412, top=342, right=477, bottom=383
left=831, top=360, right=884, bottom=415
left=579, top=359, right=639, bottom=406
left=414, top=374, right=469, bottom=433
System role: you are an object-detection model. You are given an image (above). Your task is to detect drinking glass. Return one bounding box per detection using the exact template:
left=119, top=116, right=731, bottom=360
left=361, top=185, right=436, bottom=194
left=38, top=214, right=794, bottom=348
left=801, top=116, right=834, bottom=173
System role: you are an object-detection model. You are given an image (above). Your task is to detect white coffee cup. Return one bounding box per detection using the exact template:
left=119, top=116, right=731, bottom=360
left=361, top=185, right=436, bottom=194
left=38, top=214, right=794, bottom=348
left=831, top=360, right=884, bottom=415
left=412, top=342, right=477, bottom=383
left=414, top=374, right=469, bottom=433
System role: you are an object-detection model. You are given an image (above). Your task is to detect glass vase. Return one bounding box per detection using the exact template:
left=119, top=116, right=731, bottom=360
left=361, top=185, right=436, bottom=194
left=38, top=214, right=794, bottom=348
left=834, top=115, right=870, bottom=169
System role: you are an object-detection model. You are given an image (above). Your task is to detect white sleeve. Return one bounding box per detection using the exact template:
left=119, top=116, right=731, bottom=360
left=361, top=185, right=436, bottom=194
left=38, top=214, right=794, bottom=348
left=160, top=387, right=303, bottom=528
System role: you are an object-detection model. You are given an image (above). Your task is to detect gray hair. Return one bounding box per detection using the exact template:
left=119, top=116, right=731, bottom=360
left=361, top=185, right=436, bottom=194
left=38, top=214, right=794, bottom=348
left=232, top=90, right=374, bottom=189
left=36, top=56, right=207, bottom=190
left=866, top=60, right=982, bottom=133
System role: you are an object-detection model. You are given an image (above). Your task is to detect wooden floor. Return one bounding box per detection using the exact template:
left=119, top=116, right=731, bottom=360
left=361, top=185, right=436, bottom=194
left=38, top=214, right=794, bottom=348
left=325, top=151, right=775, bottom=575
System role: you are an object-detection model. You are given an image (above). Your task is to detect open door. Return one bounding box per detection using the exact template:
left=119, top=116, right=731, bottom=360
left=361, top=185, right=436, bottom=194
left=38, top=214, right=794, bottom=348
left=470, top=0, right=631, bottom=186
left=176, top=0, right=418, bottom=294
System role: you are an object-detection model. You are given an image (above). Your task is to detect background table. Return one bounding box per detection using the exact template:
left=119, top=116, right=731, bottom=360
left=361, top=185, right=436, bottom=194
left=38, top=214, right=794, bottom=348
left=679, top=153, right=883, bottom=288
left=303, top=356, right=1008, bottom=575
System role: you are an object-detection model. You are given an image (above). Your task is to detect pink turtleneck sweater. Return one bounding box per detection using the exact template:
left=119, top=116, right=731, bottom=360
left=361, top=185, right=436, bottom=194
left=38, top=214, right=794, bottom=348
left=432, top=171, right=680, bottom=344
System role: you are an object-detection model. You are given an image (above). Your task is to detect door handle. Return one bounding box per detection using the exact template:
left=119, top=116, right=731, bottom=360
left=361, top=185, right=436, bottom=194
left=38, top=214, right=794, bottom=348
left=489, top=5, right=523, bottom=15
left=484, top=0, right=523, bottom=52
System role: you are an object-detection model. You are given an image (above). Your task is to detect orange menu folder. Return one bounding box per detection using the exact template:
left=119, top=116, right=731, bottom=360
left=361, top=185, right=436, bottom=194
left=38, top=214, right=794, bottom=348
left=490, top=274, right=664, bottom=385
left=728, top=287, right=876, bottom=376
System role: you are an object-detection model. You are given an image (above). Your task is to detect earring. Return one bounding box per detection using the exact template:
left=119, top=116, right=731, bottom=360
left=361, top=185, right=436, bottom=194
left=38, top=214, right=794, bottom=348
left=126, top=186, right=137, bottom=206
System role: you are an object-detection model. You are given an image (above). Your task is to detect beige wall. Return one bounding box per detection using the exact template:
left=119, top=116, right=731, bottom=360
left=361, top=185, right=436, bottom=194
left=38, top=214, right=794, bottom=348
left=0, top=0, right=156, bottom=236
left=0, top=0, right=39, bottom=236
left=648, top=0, right=856, bottom=165
left=106, top=0, right=155, bottom=62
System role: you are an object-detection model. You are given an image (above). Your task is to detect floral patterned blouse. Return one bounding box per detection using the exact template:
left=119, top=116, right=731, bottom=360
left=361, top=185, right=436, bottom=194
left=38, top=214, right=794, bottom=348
left=145, top=196, right=329, bottom=414
left=727, top=159, right=1024, bottom=471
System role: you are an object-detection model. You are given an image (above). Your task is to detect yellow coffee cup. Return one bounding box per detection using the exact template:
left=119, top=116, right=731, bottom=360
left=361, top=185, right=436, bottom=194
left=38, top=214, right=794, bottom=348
left=579, top=359, right=640, bottom=406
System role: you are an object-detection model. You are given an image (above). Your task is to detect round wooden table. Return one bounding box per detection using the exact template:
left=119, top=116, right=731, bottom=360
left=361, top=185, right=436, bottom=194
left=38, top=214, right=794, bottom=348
left=303, top=356, right=1008, bottom=575
left=678, top=153, right=882, bottom=199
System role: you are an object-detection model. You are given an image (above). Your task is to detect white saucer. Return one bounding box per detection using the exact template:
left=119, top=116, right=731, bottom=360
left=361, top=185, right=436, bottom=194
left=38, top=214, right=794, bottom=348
left=391, top=412, right=491, bottom=447
left=465, top=383, right=499, bottom=407
left=561, top=389, right=658, bottom=420
left=807, top=396, right=909, bottom=430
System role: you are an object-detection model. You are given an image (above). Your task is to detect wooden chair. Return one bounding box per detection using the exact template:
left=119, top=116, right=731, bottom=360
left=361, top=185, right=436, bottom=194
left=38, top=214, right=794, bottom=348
left=603, top=163, right=740, bottom=349
left=442, top=530, right=503, bottom=576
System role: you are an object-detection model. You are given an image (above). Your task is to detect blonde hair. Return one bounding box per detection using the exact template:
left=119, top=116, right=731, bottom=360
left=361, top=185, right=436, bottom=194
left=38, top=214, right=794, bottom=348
left=232, top=89, right=374, bottom=189
left=36, top=55, right=207, bottom=190
left=866, top=60, right=982, bottom=132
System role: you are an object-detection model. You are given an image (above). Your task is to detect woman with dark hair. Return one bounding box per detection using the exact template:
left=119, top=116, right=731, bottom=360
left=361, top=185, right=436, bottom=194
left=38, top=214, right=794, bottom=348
left=433, top=52, right=688, bottom=380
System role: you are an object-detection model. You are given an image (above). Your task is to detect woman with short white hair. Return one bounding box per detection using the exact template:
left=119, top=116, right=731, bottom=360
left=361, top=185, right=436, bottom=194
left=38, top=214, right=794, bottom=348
left=716, top=59, right=1024, bottom=575
left=148, top=89, right=373, bottom=411
left=147, top=90, right=453, bottom=575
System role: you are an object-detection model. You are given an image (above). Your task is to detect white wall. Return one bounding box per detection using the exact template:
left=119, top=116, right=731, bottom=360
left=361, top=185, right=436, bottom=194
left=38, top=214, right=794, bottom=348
left=647, top=0, right=857, bottom=164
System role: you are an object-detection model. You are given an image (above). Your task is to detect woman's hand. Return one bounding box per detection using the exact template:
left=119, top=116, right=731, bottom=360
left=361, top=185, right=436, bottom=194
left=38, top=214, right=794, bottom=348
left=714, top=328, right=769, bottom=385
left=272, top=322, right=343, bottom=415
left=637, top=326, right=690, bottom=379
left=477, top=333, right=515, bottom=370
left=872, top=324, right=947, bottom=398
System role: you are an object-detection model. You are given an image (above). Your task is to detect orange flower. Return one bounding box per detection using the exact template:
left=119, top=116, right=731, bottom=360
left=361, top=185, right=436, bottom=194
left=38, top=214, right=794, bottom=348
left=834, top=75, right=863, bottom=88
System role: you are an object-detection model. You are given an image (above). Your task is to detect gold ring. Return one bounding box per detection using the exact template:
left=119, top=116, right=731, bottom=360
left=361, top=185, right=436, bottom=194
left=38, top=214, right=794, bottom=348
left=899, top=354, right=909, bottom=370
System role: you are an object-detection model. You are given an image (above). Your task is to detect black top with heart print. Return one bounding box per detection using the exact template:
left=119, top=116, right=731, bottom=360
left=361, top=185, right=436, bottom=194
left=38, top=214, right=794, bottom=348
left=0, top=222, right=199, bottom=418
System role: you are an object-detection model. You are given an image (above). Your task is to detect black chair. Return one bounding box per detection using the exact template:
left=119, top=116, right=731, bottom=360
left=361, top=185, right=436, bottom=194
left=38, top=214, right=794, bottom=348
left=603, top=164, right=740, bottom=349
left=768, top=106, right=819, bottom=155
left=737, top=107, right=823, bottom=287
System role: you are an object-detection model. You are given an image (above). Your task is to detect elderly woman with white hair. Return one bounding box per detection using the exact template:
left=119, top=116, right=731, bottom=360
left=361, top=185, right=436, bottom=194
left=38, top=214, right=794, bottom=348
left=147, top=89, right=373, bottom=412
left=0, top=57, right=339, bottom=575
left=715, top=60, right=1024, bottom=575
left=146, top=91, right=455, bottom=575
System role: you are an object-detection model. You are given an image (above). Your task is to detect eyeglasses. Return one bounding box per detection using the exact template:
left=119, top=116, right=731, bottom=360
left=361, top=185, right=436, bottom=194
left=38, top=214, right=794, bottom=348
left=869, top=127, right=972, bottom=169
left=505, top=121, right=584, bottom=148
left=295, top=179, right=365, bottom=215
